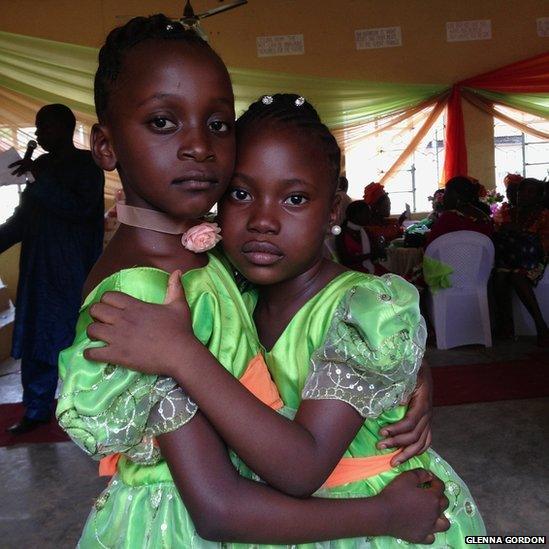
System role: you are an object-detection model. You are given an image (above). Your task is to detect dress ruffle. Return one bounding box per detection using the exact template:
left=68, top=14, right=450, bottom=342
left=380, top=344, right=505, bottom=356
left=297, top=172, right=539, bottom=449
left=57, top=268, right=197, bottom=464
left=303, top=274, right=427, bottom=418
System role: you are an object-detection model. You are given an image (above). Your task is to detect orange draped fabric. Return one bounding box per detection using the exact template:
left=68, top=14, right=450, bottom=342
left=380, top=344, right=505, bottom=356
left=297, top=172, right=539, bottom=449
left=442, top=51, right=549, bottom=183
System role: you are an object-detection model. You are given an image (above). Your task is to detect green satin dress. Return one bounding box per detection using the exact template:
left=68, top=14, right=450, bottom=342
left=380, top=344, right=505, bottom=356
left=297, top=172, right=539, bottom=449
left=57, top=253, right=261, bottom=548
left=246, top=271, right=487, bottom=548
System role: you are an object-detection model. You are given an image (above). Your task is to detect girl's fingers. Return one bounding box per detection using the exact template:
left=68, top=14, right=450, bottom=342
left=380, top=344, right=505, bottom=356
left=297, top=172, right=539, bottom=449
left=428, top=476, right=445, bottom=496
left=380, top=404, right=429, bottom=439
left=380, top=414, right=428, bottom=449
left=86, top=321, right=113, bottom=343
left=435, top=515, right=451, bottom=533
left=439, top=494, right=449, bottom=513
left=101, top=290, right=137, bottom=309
left=390, top=424, right=430, bottom=465
left=84, top=345, right=116, bottom=364
left=410, top=468, right=433, bottom=485
left=89, top=302, right=121, bottom=324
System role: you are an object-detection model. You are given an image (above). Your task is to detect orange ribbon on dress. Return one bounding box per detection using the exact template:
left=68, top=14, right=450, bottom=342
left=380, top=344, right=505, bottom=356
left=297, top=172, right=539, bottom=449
left=99, top=353, right=398, bottom=485
left=322, top=450, right=401, bottom=488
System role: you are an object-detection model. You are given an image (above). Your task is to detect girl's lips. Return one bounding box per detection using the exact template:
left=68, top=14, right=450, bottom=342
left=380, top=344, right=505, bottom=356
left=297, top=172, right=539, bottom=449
left=172, top=179, right=218, bottom=191
left=242, top=241, right=283, bottom=265
left=243, top=251, right=283, bottom=266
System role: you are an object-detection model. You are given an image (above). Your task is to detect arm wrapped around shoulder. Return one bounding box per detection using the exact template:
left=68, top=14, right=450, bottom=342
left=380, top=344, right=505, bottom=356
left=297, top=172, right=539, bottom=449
left=56, top=269, right=198, bottom=464
left=302, top=274, right=427, bottom=418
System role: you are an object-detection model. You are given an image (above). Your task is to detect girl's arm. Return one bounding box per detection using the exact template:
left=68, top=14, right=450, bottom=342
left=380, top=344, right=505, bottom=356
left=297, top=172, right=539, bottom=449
left=159, top=410, right=449, bottom=544
left=86, top=278, right=431, bottom=497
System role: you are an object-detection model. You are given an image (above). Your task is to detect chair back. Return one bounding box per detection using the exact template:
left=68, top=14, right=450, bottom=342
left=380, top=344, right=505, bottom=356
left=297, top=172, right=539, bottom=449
left=425, top=231, right=494, bottom=289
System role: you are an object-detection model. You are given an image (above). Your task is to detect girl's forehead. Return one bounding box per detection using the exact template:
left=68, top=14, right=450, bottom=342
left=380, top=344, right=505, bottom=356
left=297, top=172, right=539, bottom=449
left=119, top=40, right=231, bottom=90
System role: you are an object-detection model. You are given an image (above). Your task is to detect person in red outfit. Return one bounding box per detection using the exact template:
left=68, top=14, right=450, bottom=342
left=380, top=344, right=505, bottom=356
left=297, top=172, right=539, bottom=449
left=425, top=176, right=493, bottom=246
left=336, top=200, right=374, bottom=273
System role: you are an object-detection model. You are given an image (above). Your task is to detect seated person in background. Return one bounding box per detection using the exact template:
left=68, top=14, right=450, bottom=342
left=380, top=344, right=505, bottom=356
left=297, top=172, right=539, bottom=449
left=363, top=182, right=406, bottom=245
left=336, top=175, right=353, bottom=225
left=336, top=200, right=374, bottom=273
left=404, top=189, right=445, bottom=247
left=493, top=177, right=549, bottom=345
left=425, top=176, right=493, bottom=247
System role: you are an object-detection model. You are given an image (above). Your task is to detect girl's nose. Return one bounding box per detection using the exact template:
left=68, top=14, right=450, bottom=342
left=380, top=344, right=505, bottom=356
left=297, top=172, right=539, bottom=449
left=177, top=127, right=214, bottom=162
left=247, top=201, right=280, bottom=234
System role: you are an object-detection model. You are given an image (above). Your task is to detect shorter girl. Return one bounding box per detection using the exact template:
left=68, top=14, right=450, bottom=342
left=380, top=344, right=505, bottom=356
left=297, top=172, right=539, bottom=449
left=87, top=95, right=485, bottom=547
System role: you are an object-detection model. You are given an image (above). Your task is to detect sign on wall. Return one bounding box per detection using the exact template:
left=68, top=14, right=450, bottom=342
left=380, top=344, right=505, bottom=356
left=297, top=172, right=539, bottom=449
left=256, top=34, right=305, bottom=57
left=537, top=17, right=549, bottom=37
left=355, top=27, right=402, bottom=50
left=446, top=20, right=492, bottom=42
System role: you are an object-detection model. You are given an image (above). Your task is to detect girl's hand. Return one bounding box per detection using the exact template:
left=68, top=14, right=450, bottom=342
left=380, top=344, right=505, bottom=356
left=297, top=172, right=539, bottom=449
left=377, top=469, right=449, bottom=543
left=84, top=271, right=195, bottom=376
left=377, top=360, right=433, bottom=466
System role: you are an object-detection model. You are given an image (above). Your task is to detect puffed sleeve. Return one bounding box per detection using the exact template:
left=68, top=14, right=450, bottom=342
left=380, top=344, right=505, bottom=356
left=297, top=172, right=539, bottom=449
left=56, top=268, right=199, bottom=464
left=302, top=274, right=427, bottom=418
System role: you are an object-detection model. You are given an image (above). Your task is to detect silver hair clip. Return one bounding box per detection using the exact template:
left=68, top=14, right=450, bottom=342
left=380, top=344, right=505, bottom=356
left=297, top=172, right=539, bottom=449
left=261, top=95, right=274, bottom=105
left=166, top=23, right=175, bottom=31
left=295, top=96, right=305, bottom=107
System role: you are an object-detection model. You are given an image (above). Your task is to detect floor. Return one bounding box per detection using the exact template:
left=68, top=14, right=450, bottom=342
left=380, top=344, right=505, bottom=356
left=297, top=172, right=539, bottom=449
left=0, top=340, right=548, bottom=548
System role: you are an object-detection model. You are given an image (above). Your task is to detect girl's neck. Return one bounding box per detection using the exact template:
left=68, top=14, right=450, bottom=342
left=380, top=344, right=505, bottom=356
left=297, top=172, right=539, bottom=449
left=113, top=224, right=207, bottom=269
left=117, top=199, right=197, bottom=235
left=254, top=259, right=346, bottom=350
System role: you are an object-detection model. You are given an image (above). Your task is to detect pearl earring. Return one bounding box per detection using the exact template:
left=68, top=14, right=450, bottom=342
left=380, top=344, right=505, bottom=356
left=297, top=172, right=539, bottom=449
left=330, top=225, right=342, bottom=236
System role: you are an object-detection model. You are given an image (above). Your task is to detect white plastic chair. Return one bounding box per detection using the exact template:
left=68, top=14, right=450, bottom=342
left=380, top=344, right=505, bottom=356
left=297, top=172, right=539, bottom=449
left=512, top=268, right=549, bottom=336
left=425, top=231, right=494, bottom=349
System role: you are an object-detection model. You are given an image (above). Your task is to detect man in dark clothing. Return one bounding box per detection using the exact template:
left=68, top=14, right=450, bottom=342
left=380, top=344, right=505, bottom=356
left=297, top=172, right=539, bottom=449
left=0, top=104, right=104, bottom=433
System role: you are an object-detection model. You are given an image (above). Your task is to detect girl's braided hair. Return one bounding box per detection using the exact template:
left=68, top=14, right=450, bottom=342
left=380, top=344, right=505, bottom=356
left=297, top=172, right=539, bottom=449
left=236, top=94, right=341, bottom=187
left=94, top=13, right=220, bottom=120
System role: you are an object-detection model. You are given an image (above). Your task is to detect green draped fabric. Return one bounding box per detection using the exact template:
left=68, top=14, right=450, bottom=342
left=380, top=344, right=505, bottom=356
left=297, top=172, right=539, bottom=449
left=0, top=31, right=97, bottom=115
left=0, top=30, right=444, bottom=127
left=469, top=88, right=549, bottom=119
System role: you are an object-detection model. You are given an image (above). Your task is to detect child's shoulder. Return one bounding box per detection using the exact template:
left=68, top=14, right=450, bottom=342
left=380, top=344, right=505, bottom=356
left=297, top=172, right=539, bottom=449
left=82, top=266, right=170, bottom=310
left=317, top=272, right=421, bottom=344
left=319, top=271, right=418, bottom=308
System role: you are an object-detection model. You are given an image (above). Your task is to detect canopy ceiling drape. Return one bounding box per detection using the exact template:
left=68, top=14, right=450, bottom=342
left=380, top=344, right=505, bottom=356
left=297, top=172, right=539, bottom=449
left=1, top=30, right=548, bottom=197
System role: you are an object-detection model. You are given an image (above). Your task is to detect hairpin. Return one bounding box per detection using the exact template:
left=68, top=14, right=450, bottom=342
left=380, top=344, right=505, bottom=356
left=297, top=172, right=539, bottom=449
left=166, top=23, right=175, bottom=31
left=261, top=95, right=274, bottom=105
left=295, top=96, right=305, bottom=107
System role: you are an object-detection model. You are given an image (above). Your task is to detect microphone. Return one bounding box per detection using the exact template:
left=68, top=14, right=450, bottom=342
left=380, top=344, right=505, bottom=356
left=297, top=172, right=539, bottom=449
left=23, top=140, right=37, bottom=160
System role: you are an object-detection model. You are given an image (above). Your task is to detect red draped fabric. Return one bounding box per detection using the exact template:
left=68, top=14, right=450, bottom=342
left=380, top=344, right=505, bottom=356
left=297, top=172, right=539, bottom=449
left=442, top=86, right=468, bottom=183
left=442, top=51, right=549, bottom=183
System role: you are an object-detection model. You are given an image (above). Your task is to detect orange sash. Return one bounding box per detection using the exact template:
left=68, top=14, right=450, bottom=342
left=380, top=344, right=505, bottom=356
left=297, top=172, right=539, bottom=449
left=99, top=353, right=397, bottom=485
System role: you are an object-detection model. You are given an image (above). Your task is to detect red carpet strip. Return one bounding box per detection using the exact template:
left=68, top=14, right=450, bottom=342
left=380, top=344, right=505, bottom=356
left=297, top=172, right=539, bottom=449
left=431, top=355, right=549, bottom=406
left=0, top=402, right=69, bottom=447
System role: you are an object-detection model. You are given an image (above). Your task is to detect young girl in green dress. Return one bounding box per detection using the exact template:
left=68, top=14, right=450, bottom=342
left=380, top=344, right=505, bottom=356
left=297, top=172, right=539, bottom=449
left=58, top=16, right=447, bottom=549
left=85, top=95, right=487, bottom=547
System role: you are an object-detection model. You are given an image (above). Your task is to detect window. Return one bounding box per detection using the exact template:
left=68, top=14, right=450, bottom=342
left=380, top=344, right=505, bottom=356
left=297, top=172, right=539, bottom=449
left=345, top=111, right=445, bottom=214
left=494, top=106, right=549, bottom=195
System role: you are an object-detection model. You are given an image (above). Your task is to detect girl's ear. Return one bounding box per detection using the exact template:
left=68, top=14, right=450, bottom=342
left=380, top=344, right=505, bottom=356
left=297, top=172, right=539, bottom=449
left=91, top=123, right=117, bottom=171
left=330, top=192, right=342, bottom=226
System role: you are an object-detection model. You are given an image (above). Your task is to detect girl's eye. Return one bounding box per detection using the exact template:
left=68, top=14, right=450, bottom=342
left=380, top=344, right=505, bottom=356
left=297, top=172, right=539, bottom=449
left=284, top=194, right=308, bottom=206
left=230, top=188, right=252, bottom=201
left=209, top=120, right=231, bottom=133
left=150, top=117, right=176, bottom=131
